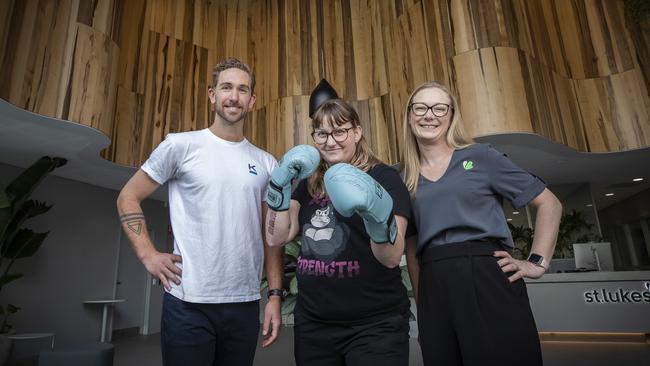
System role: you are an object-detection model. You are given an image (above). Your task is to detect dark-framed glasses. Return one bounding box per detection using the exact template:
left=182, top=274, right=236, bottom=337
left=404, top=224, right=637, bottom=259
left=409, top=103, right=452, bottom=117
left=311, top=126, right=355, bottom=144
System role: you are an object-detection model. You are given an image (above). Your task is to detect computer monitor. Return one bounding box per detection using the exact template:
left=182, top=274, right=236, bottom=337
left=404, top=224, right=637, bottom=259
left=573, top=242, right=614, bottom=271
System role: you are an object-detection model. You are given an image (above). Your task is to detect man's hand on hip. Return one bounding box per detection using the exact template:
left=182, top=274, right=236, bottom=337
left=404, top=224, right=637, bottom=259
left=141, top=250, right=182, bottom=291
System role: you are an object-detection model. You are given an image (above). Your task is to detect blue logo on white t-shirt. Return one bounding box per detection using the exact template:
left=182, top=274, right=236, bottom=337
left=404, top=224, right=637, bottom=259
left=248, top=163, right=257, bottom=175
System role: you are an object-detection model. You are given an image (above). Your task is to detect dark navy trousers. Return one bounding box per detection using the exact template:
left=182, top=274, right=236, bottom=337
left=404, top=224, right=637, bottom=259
left=161, top=292, right=260, bottom=366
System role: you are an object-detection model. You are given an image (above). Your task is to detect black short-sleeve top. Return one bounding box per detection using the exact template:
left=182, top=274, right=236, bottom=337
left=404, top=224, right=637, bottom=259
left=410, top=143, right=545, bottom=257
left=291, top=163, right=411, bottom=323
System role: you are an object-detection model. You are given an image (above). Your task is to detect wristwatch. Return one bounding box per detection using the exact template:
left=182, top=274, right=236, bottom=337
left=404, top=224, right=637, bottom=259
left=267, top=288, right=287, bottom=300
left=527, top=253, right=548, bottom=270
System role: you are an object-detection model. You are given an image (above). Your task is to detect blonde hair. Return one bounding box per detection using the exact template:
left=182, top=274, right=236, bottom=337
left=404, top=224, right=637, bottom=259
left=308, top=99, right=381, bottom=198
left=400, top=81, right=473, bottom=196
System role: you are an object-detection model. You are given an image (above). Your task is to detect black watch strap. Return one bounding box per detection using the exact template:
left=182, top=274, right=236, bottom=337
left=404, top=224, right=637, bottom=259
left=267, top=288, right=286, bottom=300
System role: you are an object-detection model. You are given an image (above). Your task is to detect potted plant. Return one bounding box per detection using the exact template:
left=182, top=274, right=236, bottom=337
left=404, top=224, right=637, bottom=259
left=0, top=156, right=66, bottom=365
left=555, top=209, right=603, bottom=258
left=508, top=209, right=605, bottom=264
left=509, top=222, right=534, bottom=260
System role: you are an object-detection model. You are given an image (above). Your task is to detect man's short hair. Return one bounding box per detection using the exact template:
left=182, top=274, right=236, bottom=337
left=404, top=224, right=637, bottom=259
left=212, top=58, right=255, bottom=93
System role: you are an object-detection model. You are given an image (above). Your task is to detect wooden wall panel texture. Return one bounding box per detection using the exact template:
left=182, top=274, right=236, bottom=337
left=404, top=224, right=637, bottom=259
left=573, top=67, right=650, bottom=152
left=625, top=0, right=650, bottom=99
left=519, top=52, right=588, bottom=152
left=0, top=0, right=79, bottom=118
left=65, top=24, right=119, bottom=138
left=453, top=47, right=535, bottom=138
left=0, top=0, right=648, bottom=167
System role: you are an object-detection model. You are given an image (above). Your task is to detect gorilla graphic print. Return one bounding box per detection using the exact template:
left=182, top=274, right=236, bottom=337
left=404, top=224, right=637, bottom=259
left=301, top=203, right=350, bottom=263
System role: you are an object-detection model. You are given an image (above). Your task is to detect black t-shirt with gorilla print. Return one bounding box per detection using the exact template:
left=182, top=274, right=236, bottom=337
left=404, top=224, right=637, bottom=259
left=291, top=163, right=411, bottom=323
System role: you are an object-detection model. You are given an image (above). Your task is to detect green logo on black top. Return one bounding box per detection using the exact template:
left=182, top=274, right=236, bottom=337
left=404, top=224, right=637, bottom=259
left=462, top=160, right=474, bottom=170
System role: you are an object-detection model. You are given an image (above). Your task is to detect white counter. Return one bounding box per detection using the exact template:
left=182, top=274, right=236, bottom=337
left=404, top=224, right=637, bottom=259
left=527, top=270, right=650, bottom=283
left=525, top=271, right=650, bottom=333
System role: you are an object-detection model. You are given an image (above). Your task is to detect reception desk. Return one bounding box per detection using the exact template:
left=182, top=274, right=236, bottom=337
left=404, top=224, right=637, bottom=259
left=525, top=271, right=650, bottom=334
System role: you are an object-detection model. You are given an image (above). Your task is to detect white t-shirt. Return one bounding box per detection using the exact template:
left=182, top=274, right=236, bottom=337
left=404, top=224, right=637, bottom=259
left=141, top=129, right=277, bottom=303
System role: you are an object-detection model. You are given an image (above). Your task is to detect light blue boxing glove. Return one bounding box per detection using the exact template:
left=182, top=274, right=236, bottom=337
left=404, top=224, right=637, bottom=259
left=324, top=163, right=397, bottom=244
left=267, top=145, right=321, bottom=211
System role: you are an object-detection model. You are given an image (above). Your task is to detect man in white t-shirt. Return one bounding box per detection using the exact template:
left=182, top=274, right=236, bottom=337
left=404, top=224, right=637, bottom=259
left=116, top=58, right=284, bottom=366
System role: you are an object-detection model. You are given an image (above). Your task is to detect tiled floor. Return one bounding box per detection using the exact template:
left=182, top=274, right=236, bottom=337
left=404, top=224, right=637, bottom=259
left=113, top=328, right=650, bottom=366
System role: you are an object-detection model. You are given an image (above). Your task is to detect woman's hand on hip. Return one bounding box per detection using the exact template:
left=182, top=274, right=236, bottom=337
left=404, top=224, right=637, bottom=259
left=493, top=250, right=545, bottom=282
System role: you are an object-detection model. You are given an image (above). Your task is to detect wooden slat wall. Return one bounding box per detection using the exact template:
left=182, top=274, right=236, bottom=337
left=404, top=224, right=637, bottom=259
left=0, top=0, right=79, bottom=118
left=625, top=0, right=650, bottom=103
left=453, top=47, right=535, bottom=138
left=520, top=51, right=588, bottom=152
left=65, top=24, right=119, bottom=138
left=0, top=0, right=648, bottom=167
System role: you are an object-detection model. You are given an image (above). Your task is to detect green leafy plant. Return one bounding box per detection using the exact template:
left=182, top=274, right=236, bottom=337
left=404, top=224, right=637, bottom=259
left=0, top=305, right=19, bottom=335
left=399, top=262, right=417, bottom=321
left=509, top=222, right=534, bottom=259
left=261, top=237, right=300, bottom=315
left=508, top=209, right=604, bottom=260
left=555, top=209, right=604, bottom=258
left=0, top=156, right=66, bottom=333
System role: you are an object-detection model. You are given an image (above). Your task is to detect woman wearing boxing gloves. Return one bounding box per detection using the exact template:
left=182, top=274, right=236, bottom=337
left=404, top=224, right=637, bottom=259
left=400, top=81, right=563, bottom=366
left=265, top=80, right=412, bottom=366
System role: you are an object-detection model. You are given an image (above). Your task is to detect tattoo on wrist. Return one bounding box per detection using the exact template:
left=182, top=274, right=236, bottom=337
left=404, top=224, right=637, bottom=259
left=120, top=213, right=145, bottom=235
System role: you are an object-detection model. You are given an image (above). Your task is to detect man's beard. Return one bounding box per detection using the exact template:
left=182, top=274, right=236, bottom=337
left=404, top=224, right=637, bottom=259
left=216, top=103, right=247, bottom=125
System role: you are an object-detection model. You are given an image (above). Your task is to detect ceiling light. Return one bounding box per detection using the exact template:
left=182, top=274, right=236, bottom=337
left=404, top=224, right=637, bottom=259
left=633, top=178, right=644, bottom=182
left=506, top=218, right=513, bottom=221
left=605, top=193, right=614, bottom=197
left=585, top=204, right=593, bottom=207
left=512, top=211, right=519, bottom=215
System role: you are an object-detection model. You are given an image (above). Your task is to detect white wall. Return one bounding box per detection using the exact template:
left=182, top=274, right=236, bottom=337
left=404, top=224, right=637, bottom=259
left=0, top=163, right=169, bottom=346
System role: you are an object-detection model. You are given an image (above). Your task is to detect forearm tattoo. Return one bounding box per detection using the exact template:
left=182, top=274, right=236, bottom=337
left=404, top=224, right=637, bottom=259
left=120, top=212, right=145, bottom=236
left=268, top=211, right=277, bottom=235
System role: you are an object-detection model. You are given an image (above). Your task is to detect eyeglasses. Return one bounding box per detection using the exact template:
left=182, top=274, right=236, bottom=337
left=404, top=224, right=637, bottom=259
left=409, top=103, right=452, bottom=117
left=311, top=126, right=355, bottom=144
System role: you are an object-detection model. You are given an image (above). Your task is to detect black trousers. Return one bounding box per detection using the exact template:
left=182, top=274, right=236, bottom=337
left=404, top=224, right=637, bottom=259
left=417, top=241, right=543, bottom=366
left=161, top=293, right=260, bottom=366
left=294, top=311, right=410, bottom=366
